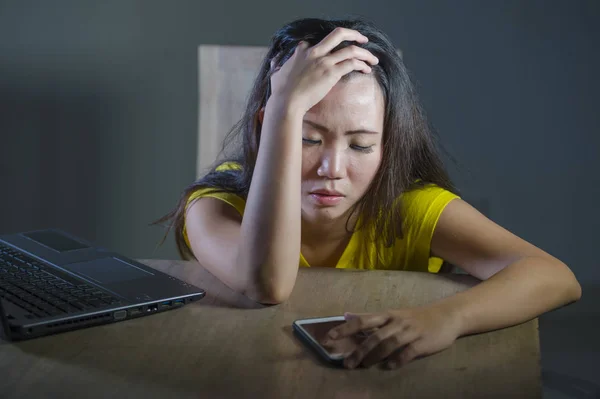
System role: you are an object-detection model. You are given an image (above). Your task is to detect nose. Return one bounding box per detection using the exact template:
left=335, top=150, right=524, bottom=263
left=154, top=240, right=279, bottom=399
left=317, top=147, right=346, bottom=179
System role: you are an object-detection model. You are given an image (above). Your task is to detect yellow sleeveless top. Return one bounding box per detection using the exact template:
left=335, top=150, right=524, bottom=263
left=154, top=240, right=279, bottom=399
left=183, top=163, right=459, bottom=273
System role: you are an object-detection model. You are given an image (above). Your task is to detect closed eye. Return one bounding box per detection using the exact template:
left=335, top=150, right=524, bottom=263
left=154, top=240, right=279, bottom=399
left=302, top=138, right=374, bottom=154
left=350, top=144, right=374, bottom=153
left=302, top=138, right=321, bottom=145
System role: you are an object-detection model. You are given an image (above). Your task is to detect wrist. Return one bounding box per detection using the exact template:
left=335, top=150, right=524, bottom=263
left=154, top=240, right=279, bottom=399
left=431, top=298, right=468, bottom=338
left=265, top=95, right=304, bottom=121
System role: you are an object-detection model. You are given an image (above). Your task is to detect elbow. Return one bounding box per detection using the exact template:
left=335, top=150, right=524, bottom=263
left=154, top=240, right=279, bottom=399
left=256, top=294, right=290, bottom=306
left=242, top=273, right=293, bottom=305
left=558, top=261, right=582, bottom=304
left=237, top=256, right=297, bottom=305
left=254, top=277, right=293, bottom=304
left=245, top=285, right=292, bottom=305
left=569, top=278, right=582, bottom=303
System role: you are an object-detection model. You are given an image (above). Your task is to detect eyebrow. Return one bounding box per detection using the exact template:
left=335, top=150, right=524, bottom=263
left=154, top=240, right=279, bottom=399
left=303, top=120, right=380, bottom=136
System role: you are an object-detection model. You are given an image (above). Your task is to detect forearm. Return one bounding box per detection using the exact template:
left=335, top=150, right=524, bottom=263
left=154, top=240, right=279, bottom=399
left=238, top=98, right=303, bottom=303
left=435, top=256, right=581, bottom=336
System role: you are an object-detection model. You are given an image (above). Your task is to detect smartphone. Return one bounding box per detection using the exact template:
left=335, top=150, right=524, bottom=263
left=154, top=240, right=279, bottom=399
left=292, top=316, right=371, bottom=366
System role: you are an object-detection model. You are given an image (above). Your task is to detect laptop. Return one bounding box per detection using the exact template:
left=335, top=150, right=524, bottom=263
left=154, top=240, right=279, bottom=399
left=0, top=229, right=205, bottom=341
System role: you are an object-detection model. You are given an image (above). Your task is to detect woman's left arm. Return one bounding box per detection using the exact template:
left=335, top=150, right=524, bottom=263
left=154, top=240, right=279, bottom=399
left=326, top=198, right=581, bottom=369
left=428, top=198, right=581, bottom=335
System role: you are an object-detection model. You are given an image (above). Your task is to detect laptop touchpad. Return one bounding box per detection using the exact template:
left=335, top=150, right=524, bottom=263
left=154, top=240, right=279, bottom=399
left=64, top=257, right=154, bottom=284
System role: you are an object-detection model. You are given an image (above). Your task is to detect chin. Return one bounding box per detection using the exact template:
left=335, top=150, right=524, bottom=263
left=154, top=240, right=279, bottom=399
left=302, top=206, right=349, bottom=223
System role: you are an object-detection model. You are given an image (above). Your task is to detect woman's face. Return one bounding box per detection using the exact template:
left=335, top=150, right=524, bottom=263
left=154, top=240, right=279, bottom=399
left=301, top=74, right=384, bottom=225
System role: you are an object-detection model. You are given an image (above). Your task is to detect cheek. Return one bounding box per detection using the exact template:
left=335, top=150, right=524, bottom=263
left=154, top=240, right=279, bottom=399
left=301, top=148, right=320, bottom=178
left=348, top=152, right=382, bottom=190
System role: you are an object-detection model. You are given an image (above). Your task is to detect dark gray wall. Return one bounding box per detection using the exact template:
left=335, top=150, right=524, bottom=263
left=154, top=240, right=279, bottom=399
left=2, top=1, right=599, bottom=272
left=1, top=0, right=599, bottom=381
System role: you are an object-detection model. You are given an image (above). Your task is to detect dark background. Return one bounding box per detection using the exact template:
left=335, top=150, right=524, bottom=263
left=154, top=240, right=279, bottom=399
left=1, top=1, right=598, bottom=396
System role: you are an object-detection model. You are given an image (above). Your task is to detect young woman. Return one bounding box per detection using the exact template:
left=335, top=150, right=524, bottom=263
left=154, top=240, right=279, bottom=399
left=157, top=18, right=581, bottom=369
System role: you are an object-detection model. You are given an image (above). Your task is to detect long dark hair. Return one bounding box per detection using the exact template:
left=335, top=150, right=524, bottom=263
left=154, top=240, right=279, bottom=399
left=153, top=17, right=460, bottom=260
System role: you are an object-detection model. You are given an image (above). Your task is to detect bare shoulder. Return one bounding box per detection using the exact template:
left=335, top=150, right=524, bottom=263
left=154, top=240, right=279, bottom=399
left=185, top=197, right=243, bottom=262
left=184, top=196, right=249, bottom=293
left=431, top=198, right=562, bottom=280
left=186, top=196, right=243, bottom=226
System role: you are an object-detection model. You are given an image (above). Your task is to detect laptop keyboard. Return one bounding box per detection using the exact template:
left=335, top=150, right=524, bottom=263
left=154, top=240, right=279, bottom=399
left=0, top=243, right=123, bottom=319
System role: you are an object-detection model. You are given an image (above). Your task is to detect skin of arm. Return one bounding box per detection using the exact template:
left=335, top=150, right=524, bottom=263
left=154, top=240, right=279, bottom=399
left=236, top=98, right=304, bottom=303
left=428, top=198, right=582, bottom=336
left=186, top=98, right=304, bottom=305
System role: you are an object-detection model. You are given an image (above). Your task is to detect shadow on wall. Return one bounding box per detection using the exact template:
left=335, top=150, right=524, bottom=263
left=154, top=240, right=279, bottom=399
left=0, top=76, right=121, bottom=242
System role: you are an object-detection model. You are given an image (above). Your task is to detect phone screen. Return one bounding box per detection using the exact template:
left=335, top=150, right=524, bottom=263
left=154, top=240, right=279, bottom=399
left=297, top=319, right=370, bottom=358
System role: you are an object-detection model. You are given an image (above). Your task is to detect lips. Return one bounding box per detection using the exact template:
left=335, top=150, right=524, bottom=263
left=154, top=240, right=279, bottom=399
left=310, top=190, right=345, bottom=197
left=309, top=190, right=345, bottom=206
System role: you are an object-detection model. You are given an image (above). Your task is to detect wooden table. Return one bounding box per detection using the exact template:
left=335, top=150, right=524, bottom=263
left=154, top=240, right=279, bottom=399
left=0, top=259, right=541, bottom=398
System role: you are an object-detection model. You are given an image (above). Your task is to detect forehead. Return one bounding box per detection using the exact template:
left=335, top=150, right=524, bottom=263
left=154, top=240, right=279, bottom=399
left=305, top=74, right=385, bottom=132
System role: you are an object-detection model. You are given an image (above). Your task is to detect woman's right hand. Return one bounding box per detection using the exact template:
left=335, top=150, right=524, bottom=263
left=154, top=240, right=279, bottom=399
left=269, top=27, right=380, bottom=115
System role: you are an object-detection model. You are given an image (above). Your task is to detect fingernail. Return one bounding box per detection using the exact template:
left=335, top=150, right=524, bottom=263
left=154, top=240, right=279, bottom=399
left=344, top=312, right=355, bottom=320
left=328, top=331, right=338, bottom=339
left=346, top=359, right=356, bottom=369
